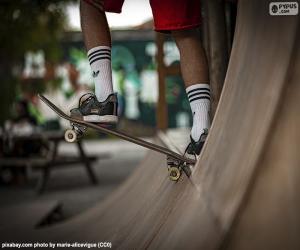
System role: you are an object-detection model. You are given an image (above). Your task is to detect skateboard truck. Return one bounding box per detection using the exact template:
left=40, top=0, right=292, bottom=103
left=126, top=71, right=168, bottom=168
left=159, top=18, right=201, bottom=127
left=167, top=156, right=192, bottom=181
left=65, top=123, right=87, bottom=143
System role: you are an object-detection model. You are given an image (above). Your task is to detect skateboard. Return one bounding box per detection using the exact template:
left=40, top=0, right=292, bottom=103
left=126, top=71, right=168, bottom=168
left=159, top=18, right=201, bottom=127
left=38, top=94, right=196, bottom=181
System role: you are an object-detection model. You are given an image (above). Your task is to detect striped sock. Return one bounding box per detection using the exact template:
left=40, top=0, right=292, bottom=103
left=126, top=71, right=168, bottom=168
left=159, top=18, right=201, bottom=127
left=87, top=46, right=113, bottom=102
left=186, top=83, right=211, bottom=141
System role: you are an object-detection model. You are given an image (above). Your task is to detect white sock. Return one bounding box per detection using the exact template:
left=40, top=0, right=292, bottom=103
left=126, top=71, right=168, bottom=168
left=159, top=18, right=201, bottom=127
left=186, top=83, right=211, bottom=141
left=87, top=46, right=113, bottom=102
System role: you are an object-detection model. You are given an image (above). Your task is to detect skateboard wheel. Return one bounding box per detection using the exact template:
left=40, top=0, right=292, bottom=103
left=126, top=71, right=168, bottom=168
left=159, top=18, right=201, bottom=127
left=168, top=167, right=181, bottom=181
left=64, top=129, right=77, bottom=143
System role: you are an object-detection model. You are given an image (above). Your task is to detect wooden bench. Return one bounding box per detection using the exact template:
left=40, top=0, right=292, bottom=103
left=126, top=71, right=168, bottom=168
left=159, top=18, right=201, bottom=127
left=0, top=131, right=107, bottom=193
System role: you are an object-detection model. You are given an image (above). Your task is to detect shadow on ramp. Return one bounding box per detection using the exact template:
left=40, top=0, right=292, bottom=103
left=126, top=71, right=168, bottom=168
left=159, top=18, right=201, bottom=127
left=1, top=0, right=300, bottom=249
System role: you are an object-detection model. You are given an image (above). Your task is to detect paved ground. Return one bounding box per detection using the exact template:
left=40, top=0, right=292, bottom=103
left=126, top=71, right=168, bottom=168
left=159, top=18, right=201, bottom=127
left=0, top=139, right=148, bottom=220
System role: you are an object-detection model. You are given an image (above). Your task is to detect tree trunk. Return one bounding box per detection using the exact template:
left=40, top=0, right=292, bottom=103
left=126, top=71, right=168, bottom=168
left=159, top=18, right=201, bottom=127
left=155, top=33, right=168, bottom=131
left=202, top=0, right=229, bottom=118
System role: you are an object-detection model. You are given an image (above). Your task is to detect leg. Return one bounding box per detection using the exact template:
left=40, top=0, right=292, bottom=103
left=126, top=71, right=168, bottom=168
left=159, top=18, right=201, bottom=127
left=150, top=0, right=210, bottom=155
left=172, top=29, right=211, bottom=155
left=80, top=0, right=111, bottom=49
left=74, top=0, right=117, bottom=124
left=77, top=141, right=98, bottom=185
left=37, top=165, right=51, bottom=194
left=172, top=29, right=209, bottom=86
left=36, top=140, right=59, bottom=194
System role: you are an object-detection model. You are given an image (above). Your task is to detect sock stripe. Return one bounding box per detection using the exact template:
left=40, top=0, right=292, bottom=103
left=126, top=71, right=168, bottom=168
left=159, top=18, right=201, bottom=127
left=189, top=94, right=210, bottom=102
left=88, top=52, right=111, bottom=62
left=189, top=96, right=211, bottom=103
left=187, top=87, right=210, bottom=95
left=87, top=46, right=113, bottom=102
left=188, top=91, right=210, bottom=99
left=90, top=56, right=111, bottom=65
left=88, top=49, right=111, bottom=58
left=186, top=83, right=211, bottom=142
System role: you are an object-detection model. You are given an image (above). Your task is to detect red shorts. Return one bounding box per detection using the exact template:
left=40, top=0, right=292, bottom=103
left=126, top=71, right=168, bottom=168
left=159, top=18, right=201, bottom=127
left=84, top=0, right=201, bottom=32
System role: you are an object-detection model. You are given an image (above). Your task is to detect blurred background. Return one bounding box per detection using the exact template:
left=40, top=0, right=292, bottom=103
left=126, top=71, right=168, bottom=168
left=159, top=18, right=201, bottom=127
left=0, top=0, right=236, bottom=229
left=0, top=0, right=191, bottom=134
left=0, top=0, right=193, bottom=227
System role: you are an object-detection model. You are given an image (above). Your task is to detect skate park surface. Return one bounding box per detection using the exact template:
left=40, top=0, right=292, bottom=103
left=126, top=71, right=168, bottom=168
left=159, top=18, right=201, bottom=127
left=2, top=0, right=300, bottom=249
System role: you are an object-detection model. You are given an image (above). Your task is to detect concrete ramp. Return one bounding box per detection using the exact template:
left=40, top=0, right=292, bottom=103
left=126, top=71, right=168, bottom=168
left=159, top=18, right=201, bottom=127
left=2, top=0, right=299, bottom=249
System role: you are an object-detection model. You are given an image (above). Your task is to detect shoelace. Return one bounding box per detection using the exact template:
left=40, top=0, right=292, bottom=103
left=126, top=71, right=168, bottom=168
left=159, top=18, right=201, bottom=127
left=78, top=93, right=95, bottom=107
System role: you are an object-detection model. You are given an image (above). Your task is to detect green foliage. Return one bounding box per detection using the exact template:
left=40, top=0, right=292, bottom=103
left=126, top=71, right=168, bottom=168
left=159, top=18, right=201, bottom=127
left=0, top=0, right=76, bottom=125
left=0, top=0, right=75, bottom=61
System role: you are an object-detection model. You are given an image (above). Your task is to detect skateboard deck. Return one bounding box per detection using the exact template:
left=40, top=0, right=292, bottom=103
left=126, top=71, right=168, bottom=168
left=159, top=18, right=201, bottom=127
left=38, top=94, right=196, bottom=180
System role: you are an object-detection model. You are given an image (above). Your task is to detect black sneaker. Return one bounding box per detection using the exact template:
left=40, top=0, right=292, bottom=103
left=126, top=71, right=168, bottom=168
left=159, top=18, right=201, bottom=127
left=185, top=129, right=208, bottom=156
left=70, top=93, right=118, bottom=124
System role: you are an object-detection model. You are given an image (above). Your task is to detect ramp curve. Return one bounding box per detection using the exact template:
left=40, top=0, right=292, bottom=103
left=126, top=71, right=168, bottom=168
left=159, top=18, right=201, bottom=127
left=2, top=0, right=300, bottom=249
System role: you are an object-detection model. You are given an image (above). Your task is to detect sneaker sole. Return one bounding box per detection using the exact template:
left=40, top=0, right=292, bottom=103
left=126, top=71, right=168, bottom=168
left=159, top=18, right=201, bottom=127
left=83, top=115, right=118, bottom=124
